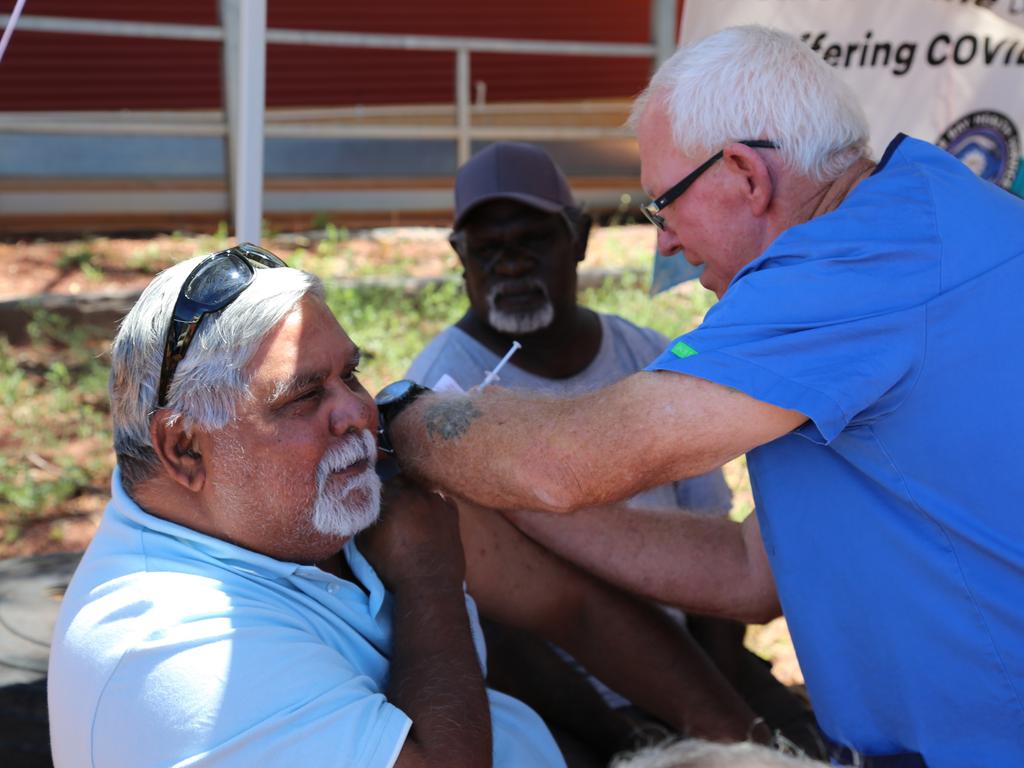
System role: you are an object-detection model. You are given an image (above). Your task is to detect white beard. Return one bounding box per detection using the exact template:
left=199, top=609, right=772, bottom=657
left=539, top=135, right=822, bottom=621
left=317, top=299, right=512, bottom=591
left=309, top=429, right=382, bottom=538
left=486, top=278, right=555, bottom=334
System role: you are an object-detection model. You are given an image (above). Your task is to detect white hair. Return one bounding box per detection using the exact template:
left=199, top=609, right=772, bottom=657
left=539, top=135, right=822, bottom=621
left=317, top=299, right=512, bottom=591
left=631, top=26, right=871, bottom=182
left=110, top=254, right=324, bottom=491
left=611, top=739, right=827, bottom=768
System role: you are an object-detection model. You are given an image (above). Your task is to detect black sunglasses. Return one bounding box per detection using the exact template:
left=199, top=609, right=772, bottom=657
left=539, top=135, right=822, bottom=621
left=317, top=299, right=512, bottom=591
left=641, top=140, right=779, bottom=231
left=156, top=243, right=287, bottom=407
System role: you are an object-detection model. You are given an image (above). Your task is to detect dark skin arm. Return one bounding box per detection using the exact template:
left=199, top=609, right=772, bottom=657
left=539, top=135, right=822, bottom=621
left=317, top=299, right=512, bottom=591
left=357, top=480, right=491, bottom=768
left=456, top=498, right=768, bottom=743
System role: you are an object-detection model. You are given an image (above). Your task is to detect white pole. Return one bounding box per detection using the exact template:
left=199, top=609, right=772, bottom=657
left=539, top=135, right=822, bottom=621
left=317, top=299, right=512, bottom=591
left=651, top=0, right=678, bottom=68
left=233, top=0, right=266, bottom=244
left=455, top=47, right=471, bottom=167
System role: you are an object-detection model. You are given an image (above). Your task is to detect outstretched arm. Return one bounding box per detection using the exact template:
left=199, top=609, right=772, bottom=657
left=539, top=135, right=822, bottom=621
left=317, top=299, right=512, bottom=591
left=391, top=371, right=805, bottom=514
left=456, top=499, right=768, bottom=743
left=504, top=504, right=780, bottom=624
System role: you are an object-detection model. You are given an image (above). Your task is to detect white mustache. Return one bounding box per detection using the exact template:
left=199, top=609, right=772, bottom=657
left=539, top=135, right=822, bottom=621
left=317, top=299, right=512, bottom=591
left=310, top=429, right=382, bottom=538
left=487, top=277, right=550, bottom=304
left=317, top=429, right=377, bottom=488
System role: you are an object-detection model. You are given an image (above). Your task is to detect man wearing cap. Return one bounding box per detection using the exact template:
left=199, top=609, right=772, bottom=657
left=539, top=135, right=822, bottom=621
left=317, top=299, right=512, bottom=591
left=405, top=141, right=817, bottom=750
left=410, top=141, right=731, bottom=513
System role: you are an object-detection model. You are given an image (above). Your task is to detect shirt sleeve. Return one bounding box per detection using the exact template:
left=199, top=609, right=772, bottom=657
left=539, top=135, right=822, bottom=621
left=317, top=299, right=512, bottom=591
left=646, top=238, right=930, bottom=445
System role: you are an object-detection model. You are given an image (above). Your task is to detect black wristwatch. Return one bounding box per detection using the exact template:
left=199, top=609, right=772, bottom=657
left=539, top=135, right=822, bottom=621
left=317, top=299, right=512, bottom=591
left=375, top=379, right=430, bottom=454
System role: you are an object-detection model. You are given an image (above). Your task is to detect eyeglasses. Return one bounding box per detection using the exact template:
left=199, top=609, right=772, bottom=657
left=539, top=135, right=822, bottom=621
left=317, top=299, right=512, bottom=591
left=640, top=140, right=779, bottom=231
left=156, top=243, right=287, bottom=407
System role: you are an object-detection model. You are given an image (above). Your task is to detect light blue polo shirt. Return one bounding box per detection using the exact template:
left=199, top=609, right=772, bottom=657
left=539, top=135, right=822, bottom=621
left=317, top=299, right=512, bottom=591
left=48, top=469, right=565, bottom=768
left=647, top=135, right=1024, bottom=765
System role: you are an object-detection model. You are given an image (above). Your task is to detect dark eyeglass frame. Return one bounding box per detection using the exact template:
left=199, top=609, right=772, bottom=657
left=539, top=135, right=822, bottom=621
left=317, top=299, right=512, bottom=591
left=641, top=140, right=779, bottom=231
left=156, top=242, right=287, bottom=408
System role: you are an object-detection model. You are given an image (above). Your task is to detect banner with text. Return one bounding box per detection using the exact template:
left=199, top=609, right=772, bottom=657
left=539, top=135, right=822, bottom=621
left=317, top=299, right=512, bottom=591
left=680, top=0, right=1024, bottom=196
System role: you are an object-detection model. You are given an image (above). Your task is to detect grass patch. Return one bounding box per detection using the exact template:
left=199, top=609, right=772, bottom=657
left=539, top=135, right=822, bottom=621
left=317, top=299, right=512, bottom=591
left=0, top=311, right=112, bottom=544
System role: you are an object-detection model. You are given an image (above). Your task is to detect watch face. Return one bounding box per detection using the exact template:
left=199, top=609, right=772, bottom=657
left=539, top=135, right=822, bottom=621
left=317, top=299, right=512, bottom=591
left=376, top=379, right=416, bottom=406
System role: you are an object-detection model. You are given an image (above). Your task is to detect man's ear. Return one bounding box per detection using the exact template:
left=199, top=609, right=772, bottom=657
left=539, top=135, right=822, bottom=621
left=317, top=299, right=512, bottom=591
left=449, top=233, right=469, bottom=273
left=573, top=212, right=593, bottom=263
left=722, top=143, right=774, bottom=217
left=149, top=412, right=206, bottom=493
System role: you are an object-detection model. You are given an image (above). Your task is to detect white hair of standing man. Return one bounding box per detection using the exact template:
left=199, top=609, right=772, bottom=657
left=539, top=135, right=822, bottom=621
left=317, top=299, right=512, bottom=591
left=631, top=25, right=871, bottom=183
left=110, top=254, right=324, bottom=492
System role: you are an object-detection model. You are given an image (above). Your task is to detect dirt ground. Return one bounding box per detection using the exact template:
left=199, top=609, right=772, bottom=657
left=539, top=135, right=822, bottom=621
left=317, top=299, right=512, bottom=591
left=0, top=225, right=655, bottom=300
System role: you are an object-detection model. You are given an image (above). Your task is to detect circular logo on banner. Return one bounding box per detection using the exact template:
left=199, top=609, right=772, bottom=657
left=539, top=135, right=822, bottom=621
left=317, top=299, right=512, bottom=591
left=937, top=110, right=1021, bottom=190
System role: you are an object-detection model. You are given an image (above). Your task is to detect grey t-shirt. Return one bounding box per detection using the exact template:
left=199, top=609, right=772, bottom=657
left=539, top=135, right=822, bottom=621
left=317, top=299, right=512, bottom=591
left=406, top=313, right=732, bottom=516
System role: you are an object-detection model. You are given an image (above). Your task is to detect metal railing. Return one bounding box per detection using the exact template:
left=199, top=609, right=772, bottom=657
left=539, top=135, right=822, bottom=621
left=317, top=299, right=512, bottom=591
left=0, top=4, right=676, bottom=236
left=0, top=12, right=660, bottom=159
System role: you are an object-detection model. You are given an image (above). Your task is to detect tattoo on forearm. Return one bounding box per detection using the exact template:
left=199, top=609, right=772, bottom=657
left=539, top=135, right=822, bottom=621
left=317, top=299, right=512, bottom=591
left=424, top=397, right=481, bottom=441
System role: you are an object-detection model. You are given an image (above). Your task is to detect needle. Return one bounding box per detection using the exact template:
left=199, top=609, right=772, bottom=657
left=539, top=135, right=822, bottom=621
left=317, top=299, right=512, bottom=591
left=475, top=341, right=522, bottom=390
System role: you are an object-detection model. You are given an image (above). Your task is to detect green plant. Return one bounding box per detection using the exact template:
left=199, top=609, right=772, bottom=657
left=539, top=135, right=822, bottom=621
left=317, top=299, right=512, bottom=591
left=130, top=241, right=164, bottom=271
left=57, top=243, right=97, bottom=271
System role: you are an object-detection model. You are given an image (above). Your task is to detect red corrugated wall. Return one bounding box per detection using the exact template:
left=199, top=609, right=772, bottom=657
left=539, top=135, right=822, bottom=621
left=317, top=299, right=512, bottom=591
left=0, top=1, right=683, bottom=111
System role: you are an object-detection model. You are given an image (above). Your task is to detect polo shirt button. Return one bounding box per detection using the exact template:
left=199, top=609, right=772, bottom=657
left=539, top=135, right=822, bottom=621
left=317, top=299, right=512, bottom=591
left=326, top=582, right=339, bottom=594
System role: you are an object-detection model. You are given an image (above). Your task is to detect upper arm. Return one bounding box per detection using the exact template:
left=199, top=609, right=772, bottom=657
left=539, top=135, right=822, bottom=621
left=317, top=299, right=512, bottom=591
left=456, top=497, right=587, bottom=644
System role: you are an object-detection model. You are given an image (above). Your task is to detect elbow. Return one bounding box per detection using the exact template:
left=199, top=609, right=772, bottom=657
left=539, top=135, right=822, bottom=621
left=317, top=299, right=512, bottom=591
left=517, top=457, right=586, bottom=515
left=529, top=484, right=580, bottom=515
left=733, top=578, right=782, bottom=624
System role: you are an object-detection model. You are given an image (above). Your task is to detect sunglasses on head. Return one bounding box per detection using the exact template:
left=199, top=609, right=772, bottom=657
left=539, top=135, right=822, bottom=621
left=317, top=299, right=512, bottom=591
left=641, top=140, right=779, bottom=231
left=156, top=243, right=287, bottom=408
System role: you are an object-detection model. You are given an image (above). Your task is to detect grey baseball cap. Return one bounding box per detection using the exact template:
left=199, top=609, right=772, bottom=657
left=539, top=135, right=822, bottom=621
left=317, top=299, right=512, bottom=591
left=453, top=142, right=576, bottom=229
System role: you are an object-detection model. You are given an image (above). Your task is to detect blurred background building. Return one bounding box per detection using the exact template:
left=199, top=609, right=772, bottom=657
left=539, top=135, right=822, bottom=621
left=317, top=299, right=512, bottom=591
left=0, top=1, right=682, bottom=235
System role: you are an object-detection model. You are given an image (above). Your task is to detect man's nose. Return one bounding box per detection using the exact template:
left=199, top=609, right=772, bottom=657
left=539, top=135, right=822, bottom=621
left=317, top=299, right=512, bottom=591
left=656, top=227, right=683, bottom=257
left=328, top=389, right=376, bottom=438
left=490, top=248, right=536, bottom=277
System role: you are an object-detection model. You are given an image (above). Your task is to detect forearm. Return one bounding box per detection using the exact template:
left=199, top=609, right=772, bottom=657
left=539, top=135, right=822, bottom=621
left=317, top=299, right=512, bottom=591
left=391, top=389, right=587, bottom=512
left=387, top=580, right=491, bottom=767
left=393, top=385, right=710, bottom=514
left=456, top=500, right=762, bottom=741
left=558, top=571, right=759, bottom=741
left=506, top=505, right=780, bottom=624
left=390, top=373, right=804, bottom=515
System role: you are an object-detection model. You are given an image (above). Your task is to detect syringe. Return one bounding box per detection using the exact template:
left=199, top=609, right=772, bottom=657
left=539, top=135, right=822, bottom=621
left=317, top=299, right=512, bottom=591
left=475, top=340, right=522, bottom=390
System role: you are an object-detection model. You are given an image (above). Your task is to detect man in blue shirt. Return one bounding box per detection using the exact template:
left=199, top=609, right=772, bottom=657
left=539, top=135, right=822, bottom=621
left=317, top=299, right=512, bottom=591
left=384, top=26, right=1024, bottom=767
left=408, top=140, right=820, bottom=755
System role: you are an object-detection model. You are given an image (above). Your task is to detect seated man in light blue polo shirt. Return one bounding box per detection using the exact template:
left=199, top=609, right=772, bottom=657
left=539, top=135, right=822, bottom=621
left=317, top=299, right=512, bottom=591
left=46, top=246, right=563, bottom=768
left=47, top=245, right=761, bottom=768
